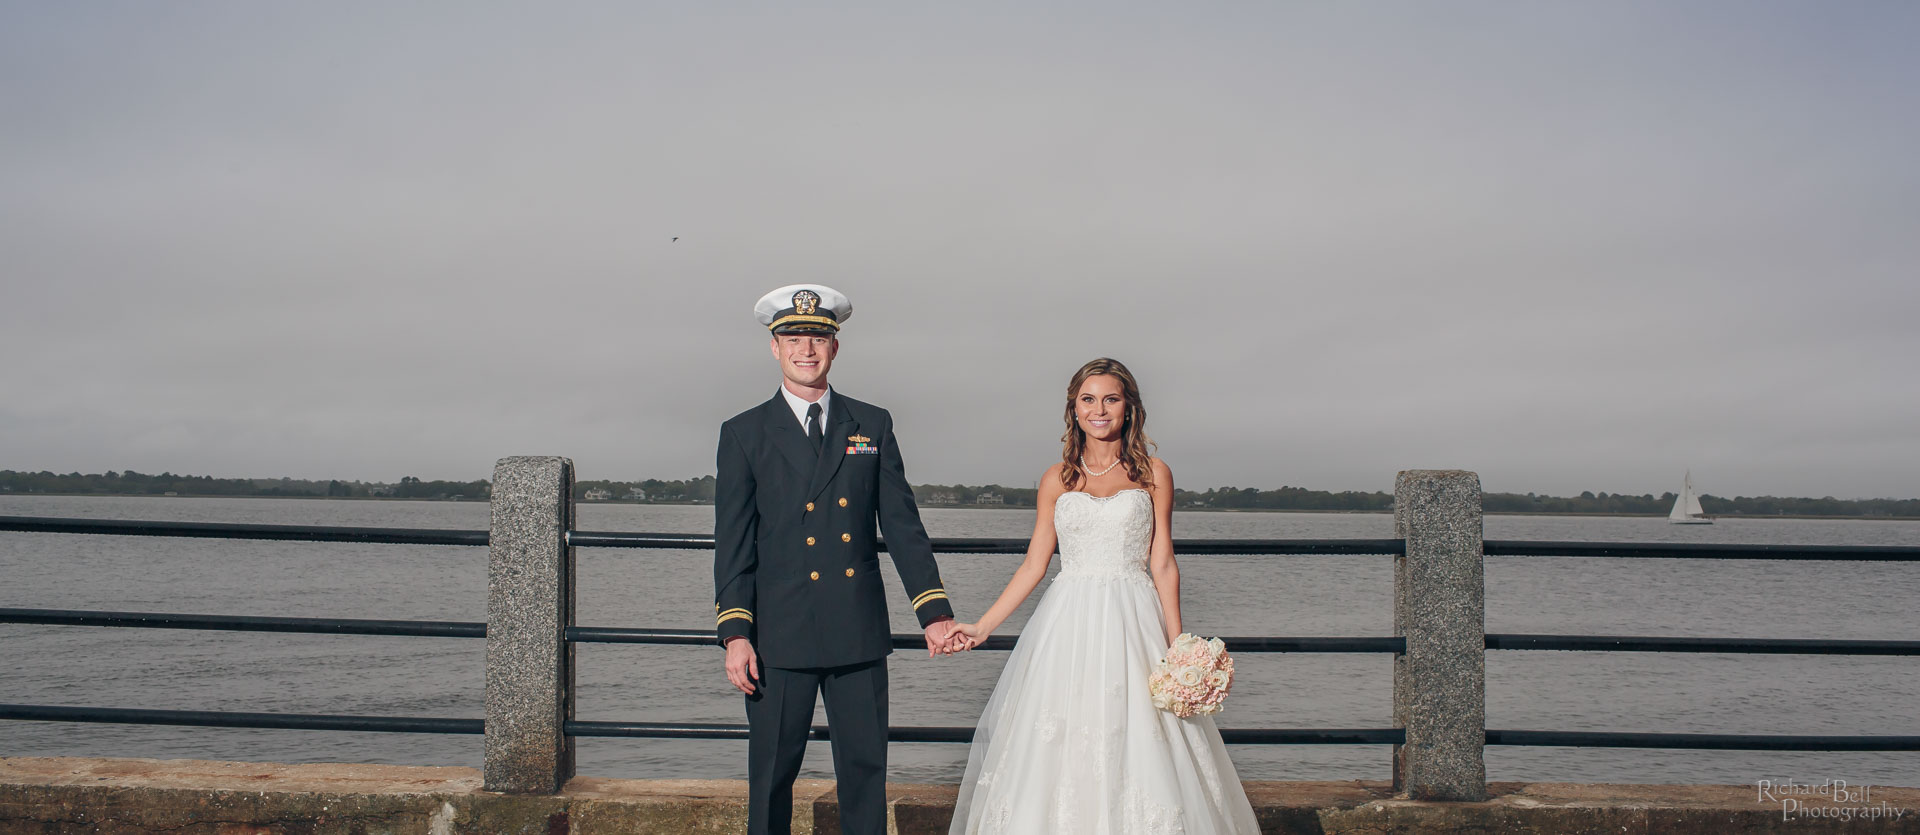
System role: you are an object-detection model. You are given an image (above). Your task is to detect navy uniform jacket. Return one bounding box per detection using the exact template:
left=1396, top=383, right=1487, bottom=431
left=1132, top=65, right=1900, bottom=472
left=714, top=390, right=953, bottom=669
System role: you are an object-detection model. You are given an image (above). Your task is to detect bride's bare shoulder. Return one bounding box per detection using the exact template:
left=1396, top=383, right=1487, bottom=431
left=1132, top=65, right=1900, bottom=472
left=1037, top=463, right=1068, bottom=496
left=1146, top=457, right=1174, bottom=496
left=1148, top=457, right=1173, bottom=481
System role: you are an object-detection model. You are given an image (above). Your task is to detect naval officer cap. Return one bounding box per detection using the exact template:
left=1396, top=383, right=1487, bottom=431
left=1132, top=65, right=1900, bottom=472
left=755, top=284, right=853, bottom=335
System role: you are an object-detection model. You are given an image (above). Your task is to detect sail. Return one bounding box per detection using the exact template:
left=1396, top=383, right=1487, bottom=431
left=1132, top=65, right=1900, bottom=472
left=1671, top=470, right=1708, bottom=522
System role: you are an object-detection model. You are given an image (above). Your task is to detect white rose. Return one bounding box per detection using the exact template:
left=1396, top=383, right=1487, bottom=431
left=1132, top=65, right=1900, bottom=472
left=1177, top=668, right=1203, bottom=687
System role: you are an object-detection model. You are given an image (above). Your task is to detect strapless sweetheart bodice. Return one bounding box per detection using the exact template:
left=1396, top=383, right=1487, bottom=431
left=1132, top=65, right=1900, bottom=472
left=1053, top=488, right=1153, bottom=584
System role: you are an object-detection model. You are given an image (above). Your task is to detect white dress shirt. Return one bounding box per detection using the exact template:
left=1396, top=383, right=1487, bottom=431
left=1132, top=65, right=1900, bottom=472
left=779, top=385, right=832, bottom=437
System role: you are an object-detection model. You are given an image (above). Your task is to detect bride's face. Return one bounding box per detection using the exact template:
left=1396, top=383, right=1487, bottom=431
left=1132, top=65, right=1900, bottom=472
left=1073, top=374, right=1127, bottom=442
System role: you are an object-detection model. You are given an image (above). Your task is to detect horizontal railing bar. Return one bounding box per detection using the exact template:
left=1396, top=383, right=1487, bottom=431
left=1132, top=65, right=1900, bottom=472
left=11, top=516, right=1914, bottom=561
left=565, top=626, right=1403, bottom=653
left=0, top=516, right=487, bottom=546
left=565, top=720, right=1401, bottom=745
left=0, top=703, right=483, bottom=734
left=575, top=535, right=1920, bottom=560
left=1226, top=728, right=1405, bottom=745
left=29, top=610, right=1910, bottom=657
left=14, top=704, right=1910, bottom=749
left=568, top=531, right=1408, bottom=555
left=0, top=607, right=485, bottom=638
left=567, top=626, right=719, bottom=645
left=567, top=532, right=715, bottom=549
left=1487, top=730, right=1920, bottom=751
left=14, top=611, right=1908, bottom=657
left=1485, top=540, right=1920, bottom=561
left=1487, top=633, right=1920, bottom=655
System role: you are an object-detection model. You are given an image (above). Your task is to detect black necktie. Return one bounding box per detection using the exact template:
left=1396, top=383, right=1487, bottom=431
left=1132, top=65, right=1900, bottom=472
left=806, top=402, right=824, bottom=451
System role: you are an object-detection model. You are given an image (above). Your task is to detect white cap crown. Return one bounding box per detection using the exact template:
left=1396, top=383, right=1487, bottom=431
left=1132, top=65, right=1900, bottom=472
left=755, top=284, right=852, bottom=334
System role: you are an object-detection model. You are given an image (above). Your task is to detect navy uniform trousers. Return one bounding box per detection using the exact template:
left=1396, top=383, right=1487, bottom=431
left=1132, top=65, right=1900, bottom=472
left=748, top=662, right=886, bottom=833
left=714, top=390, right=953, bottom=835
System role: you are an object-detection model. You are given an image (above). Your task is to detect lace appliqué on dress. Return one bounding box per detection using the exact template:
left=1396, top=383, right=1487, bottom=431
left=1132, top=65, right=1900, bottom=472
left=1122, top=775, right=1188, bottom=835
left=1035, top=709, right=1060, bottom=743
left=1053, top=489, right=1155, bottom=588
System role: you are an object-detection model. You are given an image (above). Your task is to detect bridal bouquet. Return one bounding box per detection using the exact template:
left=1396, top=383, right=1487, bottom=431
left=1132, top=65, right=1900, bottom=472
left=1148, top=633, right=1234, bottom=718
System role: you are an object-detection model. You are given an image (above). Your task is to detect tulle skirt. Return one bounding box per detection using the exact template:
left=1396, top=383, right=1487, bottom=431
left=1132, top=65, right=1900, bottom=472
left=949, top=571, right=1261, bottom=834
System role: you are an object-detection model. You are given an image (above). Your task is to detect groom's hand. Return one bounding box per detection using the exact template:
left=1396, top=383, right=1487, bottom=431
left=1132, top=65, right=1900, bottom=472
left=723, top=636, right=760, bottom=694
left=923, top=616, right=957, bottom=658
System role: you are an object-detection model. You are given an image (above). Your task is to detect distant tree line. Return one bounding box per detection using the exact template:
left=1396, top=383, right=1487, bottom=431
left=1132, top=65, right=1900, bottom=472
left=1179, top=486, right=1395, bottom=511
left=1485, top=491, right=1674, bottom=515
left=0, top=470, right=487, bottom=500
left=913, top=484, right=1037, bottom=506
left=5, top=469, right=1917, bottom=517
left=574, top=476, right=716, bottom=504
left=1483, top=491, right=1920, bottom=517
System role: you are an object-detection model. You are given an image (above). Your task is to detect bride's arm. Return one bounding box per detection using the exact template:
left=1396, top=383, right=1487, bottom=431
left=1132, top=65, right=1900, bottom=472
left=1147, top=458, right=1181, bottom=646
left=955, top=466, right=1066, bottom=644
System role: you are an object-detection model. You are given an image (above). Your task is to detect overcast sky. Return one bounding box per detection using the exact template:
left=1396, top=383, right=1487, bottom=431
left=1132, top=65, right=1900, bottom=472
left=3, top=3, right=1916, bottom=499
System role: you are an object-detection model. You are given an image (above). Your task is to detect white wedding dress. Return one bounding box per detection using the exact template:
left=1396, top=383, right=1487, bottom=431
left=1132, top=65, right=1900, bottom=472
left=950, top=489, right=1261, bottom=834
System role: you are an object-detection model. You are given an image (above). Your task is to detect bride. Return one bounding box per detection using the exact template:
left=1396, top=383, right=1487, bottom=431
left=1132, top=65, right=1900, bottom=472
left=946, top=358, right=1260, bottom=834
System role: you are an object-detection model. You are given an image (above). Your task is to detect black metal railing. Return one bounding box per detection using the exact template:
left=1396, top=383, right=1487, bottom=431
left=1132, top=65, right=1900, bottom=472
left=0, top=515, right=489, bottom=735
left=2, top=513, right=1917, bottom=756
left=0, top=515, right=487, bottom=546
left=0, top=703, right=482, bottom=735
left=0, top=607, right=485, bottom=638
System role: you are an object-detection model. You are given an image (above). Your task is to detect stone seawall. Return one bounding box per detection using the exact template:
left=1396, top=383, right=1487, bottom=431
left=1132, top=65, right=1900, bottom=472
left=3, top=757, right=1916, bottom=834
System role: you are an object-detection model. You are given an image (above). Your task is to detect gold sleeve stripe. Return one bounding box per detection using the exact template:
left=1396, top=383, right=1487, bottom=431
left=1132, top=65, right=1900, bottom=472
left=717, top=607, right=752, bottom=617
left=910, top=588, right=946, bottom=608
left=912, top=591, right=949, bottom=609
left=717, top=611, right=754, bottom=626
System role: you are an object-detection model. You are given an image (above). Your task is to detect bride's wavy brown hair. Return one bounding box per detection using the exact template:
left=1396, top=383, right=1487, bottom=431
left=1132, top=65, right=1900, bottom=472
left=1060, top=358, right=1155, bottom=492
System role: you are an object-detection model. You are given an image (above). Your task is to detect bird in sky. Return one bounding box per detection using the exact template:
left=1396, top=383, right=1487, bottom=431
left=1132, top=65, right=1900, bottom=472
left=671, top=237, right=679, bottom=242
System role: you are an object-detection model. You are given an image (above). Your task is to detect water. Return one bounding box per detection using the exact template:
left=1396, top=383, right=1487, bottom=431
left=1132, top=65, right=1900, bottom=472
left=2, top=495, right=1916, bottom=786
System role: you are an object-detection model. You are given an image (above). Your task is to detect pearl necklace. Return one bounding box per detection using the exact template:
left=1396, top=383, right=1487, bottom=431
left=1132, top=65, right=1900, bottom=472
left=1080, top=455, right=1123, bottom=477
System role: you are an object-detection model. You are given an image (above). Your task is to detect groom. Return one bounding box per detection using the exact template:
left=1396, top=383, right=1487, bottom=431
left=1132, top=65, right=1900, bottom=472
left=714, top=284, right=960, bottom=835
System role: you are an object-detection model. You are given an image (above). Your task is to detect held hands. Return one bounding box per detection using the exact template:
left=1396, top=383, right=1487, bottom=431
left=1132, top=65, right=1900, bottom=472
left=924, top=617, right=959, bottom=657
left=950, top=622, right=988, bottom=653
left=932, top=621, right=989, bottom=655
left=925, top=616, right=980, bottom=657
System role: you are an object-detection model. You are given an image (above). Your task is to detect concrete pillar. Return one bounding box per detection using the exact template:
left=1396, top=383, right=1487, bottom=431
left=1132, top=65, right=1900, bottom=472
left=484, top=456, right=576, bottom=794
left=1391, top=469, right=1487, bottom=801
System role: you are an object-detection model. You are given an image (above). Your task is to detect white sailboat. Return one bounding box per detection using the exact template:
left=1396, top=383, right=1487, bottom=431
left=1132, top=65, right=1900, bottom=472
left=1669, top=470, right=1713, bottom=524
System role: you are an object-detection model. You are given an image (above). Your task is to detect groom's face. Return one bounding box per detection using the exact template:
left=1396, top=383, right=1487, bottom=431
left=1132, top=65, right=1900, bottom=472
left=771, top=333, right=838, bottom=388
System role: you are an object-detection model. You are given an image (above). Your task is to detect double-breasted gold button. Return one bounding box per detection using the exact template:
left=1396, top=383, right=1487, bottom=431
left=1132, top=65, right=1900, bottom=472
left=838, top=497, right=848, bottom=507
left=841, top=533, right=852, bottom=542
left=806, top=536, right=816, bottom=546
left=809, top=571, right=819, bottom=581
left=845, top=568, right=855, bottom=577
left=805, top=502, right=815, bottom=512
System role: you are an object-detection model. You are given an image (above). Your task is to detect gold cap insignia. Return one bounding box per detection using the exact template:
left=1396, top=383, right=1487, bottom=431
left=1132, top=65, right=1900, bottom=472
left=792, top=290, right=820, bottom=316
